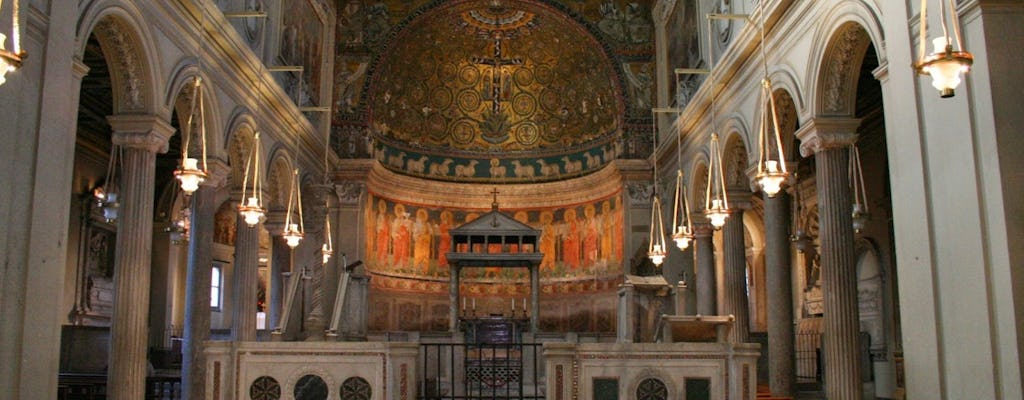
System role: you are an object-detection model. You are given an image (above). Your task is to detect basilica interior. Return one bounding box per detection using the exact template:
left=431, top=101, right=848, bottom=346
left=0, top=0, right=1022, bottom=399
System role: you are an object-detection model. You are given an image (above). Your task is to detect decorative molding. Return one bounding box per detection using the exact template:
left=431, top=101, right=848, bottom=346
left=795, top=117, right=861, bottom=157
left=627, top=182, right=653, bottom=208
left=94, top=19, right=146, bottom=112
left=821, top=24, right=870, bottom=115
left=334, top=181, right=365, bottom=206
left=107, top=115, right=174, bottom=153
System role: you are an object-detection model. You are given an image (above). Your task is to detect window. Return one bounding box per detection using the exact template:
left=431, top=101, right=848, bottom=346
left=211, top=264, right=223, bottom=310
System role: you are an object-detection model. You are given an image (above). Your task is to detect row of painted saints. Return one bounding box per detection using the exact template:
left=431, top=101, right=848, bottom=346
left=364, top=194, right=625, bottom=279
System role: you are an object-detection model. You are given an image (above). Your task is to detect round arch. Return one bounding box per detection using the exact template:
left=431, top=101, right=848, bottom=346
left=77, top=0, right=163, bottom=116
left=166, top=62, right=227, bottom=161
left=806, top=1, right=884, bottom=118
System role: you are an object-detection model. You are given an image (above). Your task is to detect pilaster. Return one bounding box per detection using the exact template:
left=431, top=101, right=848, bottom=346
left=105, top=115, right=174, bottom=400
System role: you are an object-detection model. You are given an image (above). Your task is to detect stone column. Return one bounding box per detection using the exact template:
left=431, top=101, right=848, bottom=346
left=693, top=223, right=717, bottom=316
left=450, top=266, right=460, bottom=332
left=721, top=193, right=751, bottom=344
left=764, top=191, right=795, bottom=397
left=263, top=211, right=289, bottom=332
left=797, top=117, right=862, bottom=399
left=530, top=265, right=540, bottom=333
left=232, top=200, right=261, bottom=341
left=181, top=161, right=227, bottom=400
left=105, top=115, right=174, bottom=400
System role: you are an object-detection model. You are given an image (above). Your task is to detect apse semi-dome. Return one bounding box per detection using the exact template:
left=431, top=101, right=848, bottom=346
left=368, top=0, right=625, bottom=183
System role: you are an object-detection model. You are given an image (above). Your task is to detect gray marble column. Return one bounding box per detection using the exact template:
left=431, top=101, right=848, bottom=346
left=450, top=267, right=460, bottom=332
left=181, top=161, right=226, bottom=400
left=797, top=118, right=862, bottom=400
left=721, top=199, right=750, bottom=344
left=232, top=206, right=261, bottom=341
left=263, top=211, right=289, bottom=331
left=530, top=265, right=540, bottom=333
left=764, top=191, right=795, bottom=397
left=693, top=223, right=717, bottom=316
left=105, top=115, right=174, bottom=400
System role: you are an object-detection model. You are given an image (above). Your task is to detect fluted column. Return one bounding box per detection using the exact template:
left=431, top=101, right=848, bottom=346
left=693, top=223, right=717, bottom=316
left=232, top=202, right=261, bottom=341
left=797, top=117, right=862, bottom=399
left=721, top=194, right=751, bottom=344
left=263, top=211, right=289, bottom=331
left=105, top=115, right=174, bottom=400
left=764, top=191, right=795, bottom=397
left=182, top=161, right=227, bottom=399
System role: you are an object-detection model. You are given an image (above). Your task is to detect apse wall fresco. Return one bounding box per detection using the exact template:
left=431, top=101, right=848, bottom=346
left=364, top=190, right=625, bottom=286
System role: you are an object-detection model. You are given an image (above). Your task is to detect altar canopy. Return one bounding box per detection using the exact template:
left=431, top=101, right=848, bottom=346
left=446, top=198, right=543, bottom=332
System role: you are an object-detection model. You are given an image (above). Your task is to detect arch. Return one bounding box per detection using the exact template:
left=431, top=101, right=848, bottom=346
left=225, top=113, right=260, bottom=191
left=77, top=1, right=163, bottom=115
left=807, top=1, right=884, bottom=117
left=689, top=157, right=709, bottom=212
left=770, top=87, right=800, bottom=163
left=166, top=62, right=226, bottom=161
left=719, top=120, right=751, bottom=191
left=766, top=64, right=807, bottom=117
left=265, top=152, right=294, bottom=211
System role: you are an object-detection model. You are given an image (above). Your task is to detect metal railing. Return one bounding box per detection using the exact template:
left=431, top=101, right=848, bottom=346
left=418, top=342, right=544, bottom=400
left=57, top=374, right=182, bottom=400
left=795, top=332, right=822, bottom=383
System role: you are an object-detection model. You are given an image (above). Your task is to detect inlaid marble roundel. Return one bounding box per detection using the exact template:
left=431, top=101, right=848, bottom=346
left=636, top=377, right=668, bottom=400
left=249, top=376, right=281, bottom=400
left=339, top=376, right=372, bottom=400
left=294, top=374, right=329, bottom=400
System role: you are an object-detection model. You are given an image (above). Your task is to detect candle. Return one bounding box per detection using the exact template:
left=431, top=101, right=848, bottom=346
left=462, top=297, right=466, bottom=311
left=522, top=298, right=526, bottom=311
left=472, top=298, right=476, bottom=310
left=511, top=298, right=515, bottom=310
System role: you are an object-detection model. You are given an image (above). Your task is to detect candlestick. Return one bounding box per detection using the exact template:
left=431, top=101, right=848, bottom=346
left=462, top=297, right=466, bottom=311
left=523, top=297, right=526, bottom=311
left=512, top=298, right=515, bottom=310
left=472, top=298, right=476, bottom=310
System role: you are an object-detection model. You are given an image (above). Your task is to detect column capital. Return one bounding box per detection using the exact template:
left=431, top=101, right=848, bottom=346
left=107, top=114, right=175, bottom=153
left=262, top=210, right=288, bottom=236
left=795, top=117, right=861, bottom=157
left=726, top=190, right=753, bottom=211
left=692, top=222, right=715, bottom=237
left=333, top=181, right=365, bottom=206
left=201, top=158, right=231, bottom=188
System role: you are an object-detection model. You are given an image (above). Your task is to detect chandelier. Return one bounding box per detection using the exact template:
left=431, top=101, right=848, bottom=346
left=671, top=169, right=694, bottom=251
left=282, top=168, right=305, bottom=249
left=238, top=132, right=265, bottom=226
left=752, top=10, right=788, bottom=197
left=849, top=145, right=869, bottom=233
left=647, top=110, right=667, bottom=266
left=93, top=144, right=123, bottom=223
left=914, top=0, right=973, bottom=98
left=0, top=0, right=25, bottom=86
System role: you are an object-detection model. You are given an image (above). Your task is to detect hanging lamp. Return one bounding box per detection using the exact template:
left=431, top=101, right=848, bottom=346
left=753, top=8, right=788, bottom=197
left=174, top=77, right=209, bottom=194
left=914, top=0, right=973, bottom=98
left=0, top=0, right=26, bottom=86
left=647, top=110, right=667, bottom=266
left=282, top=168, right=305, bottom=248
left=321, top=125, right=334, bottom=264
left=849, top=145, right=869, bottom=233
left=94, top=144, right=123, bottom=223
left=238, top=132, right=265, bottom=226
left=703, top=15, right=730, bottom=230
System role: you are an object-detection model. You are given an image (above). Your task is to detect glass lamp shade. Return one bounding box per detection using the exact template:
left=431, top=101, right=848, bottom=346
left=0, top=33, right=23, bottom=87
left=918, top=37, right=973, bottom=98
left=757, top=160, right=788, bottom=197
left=100, top=193, right=119, bottom=223
left=648, top=244, right=666, bottom=266
left=705, top=199, right=729, bottom=230
left=671, top=226, right=693, bottom=251
left=174, top=157, right=207, bottom=195
left=238, top=196, right=264, bottom=227
left=321, top=244, right=333, bottom=264
left=283, top=223, right=303, bottom=248
left=851, top=203, right=870, bottom=233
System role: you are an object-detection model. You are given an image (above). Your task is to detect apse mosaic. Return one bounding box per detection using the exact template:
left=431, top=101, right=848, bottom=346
left=333, top=0, right=656, bottom=181
left=363, top=191, right=625, bottom=292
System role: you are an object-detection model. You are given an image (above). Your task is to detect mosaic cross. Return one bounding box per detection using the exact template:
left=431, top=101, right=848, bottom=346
left=472, top=37, right=522, bottom=114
